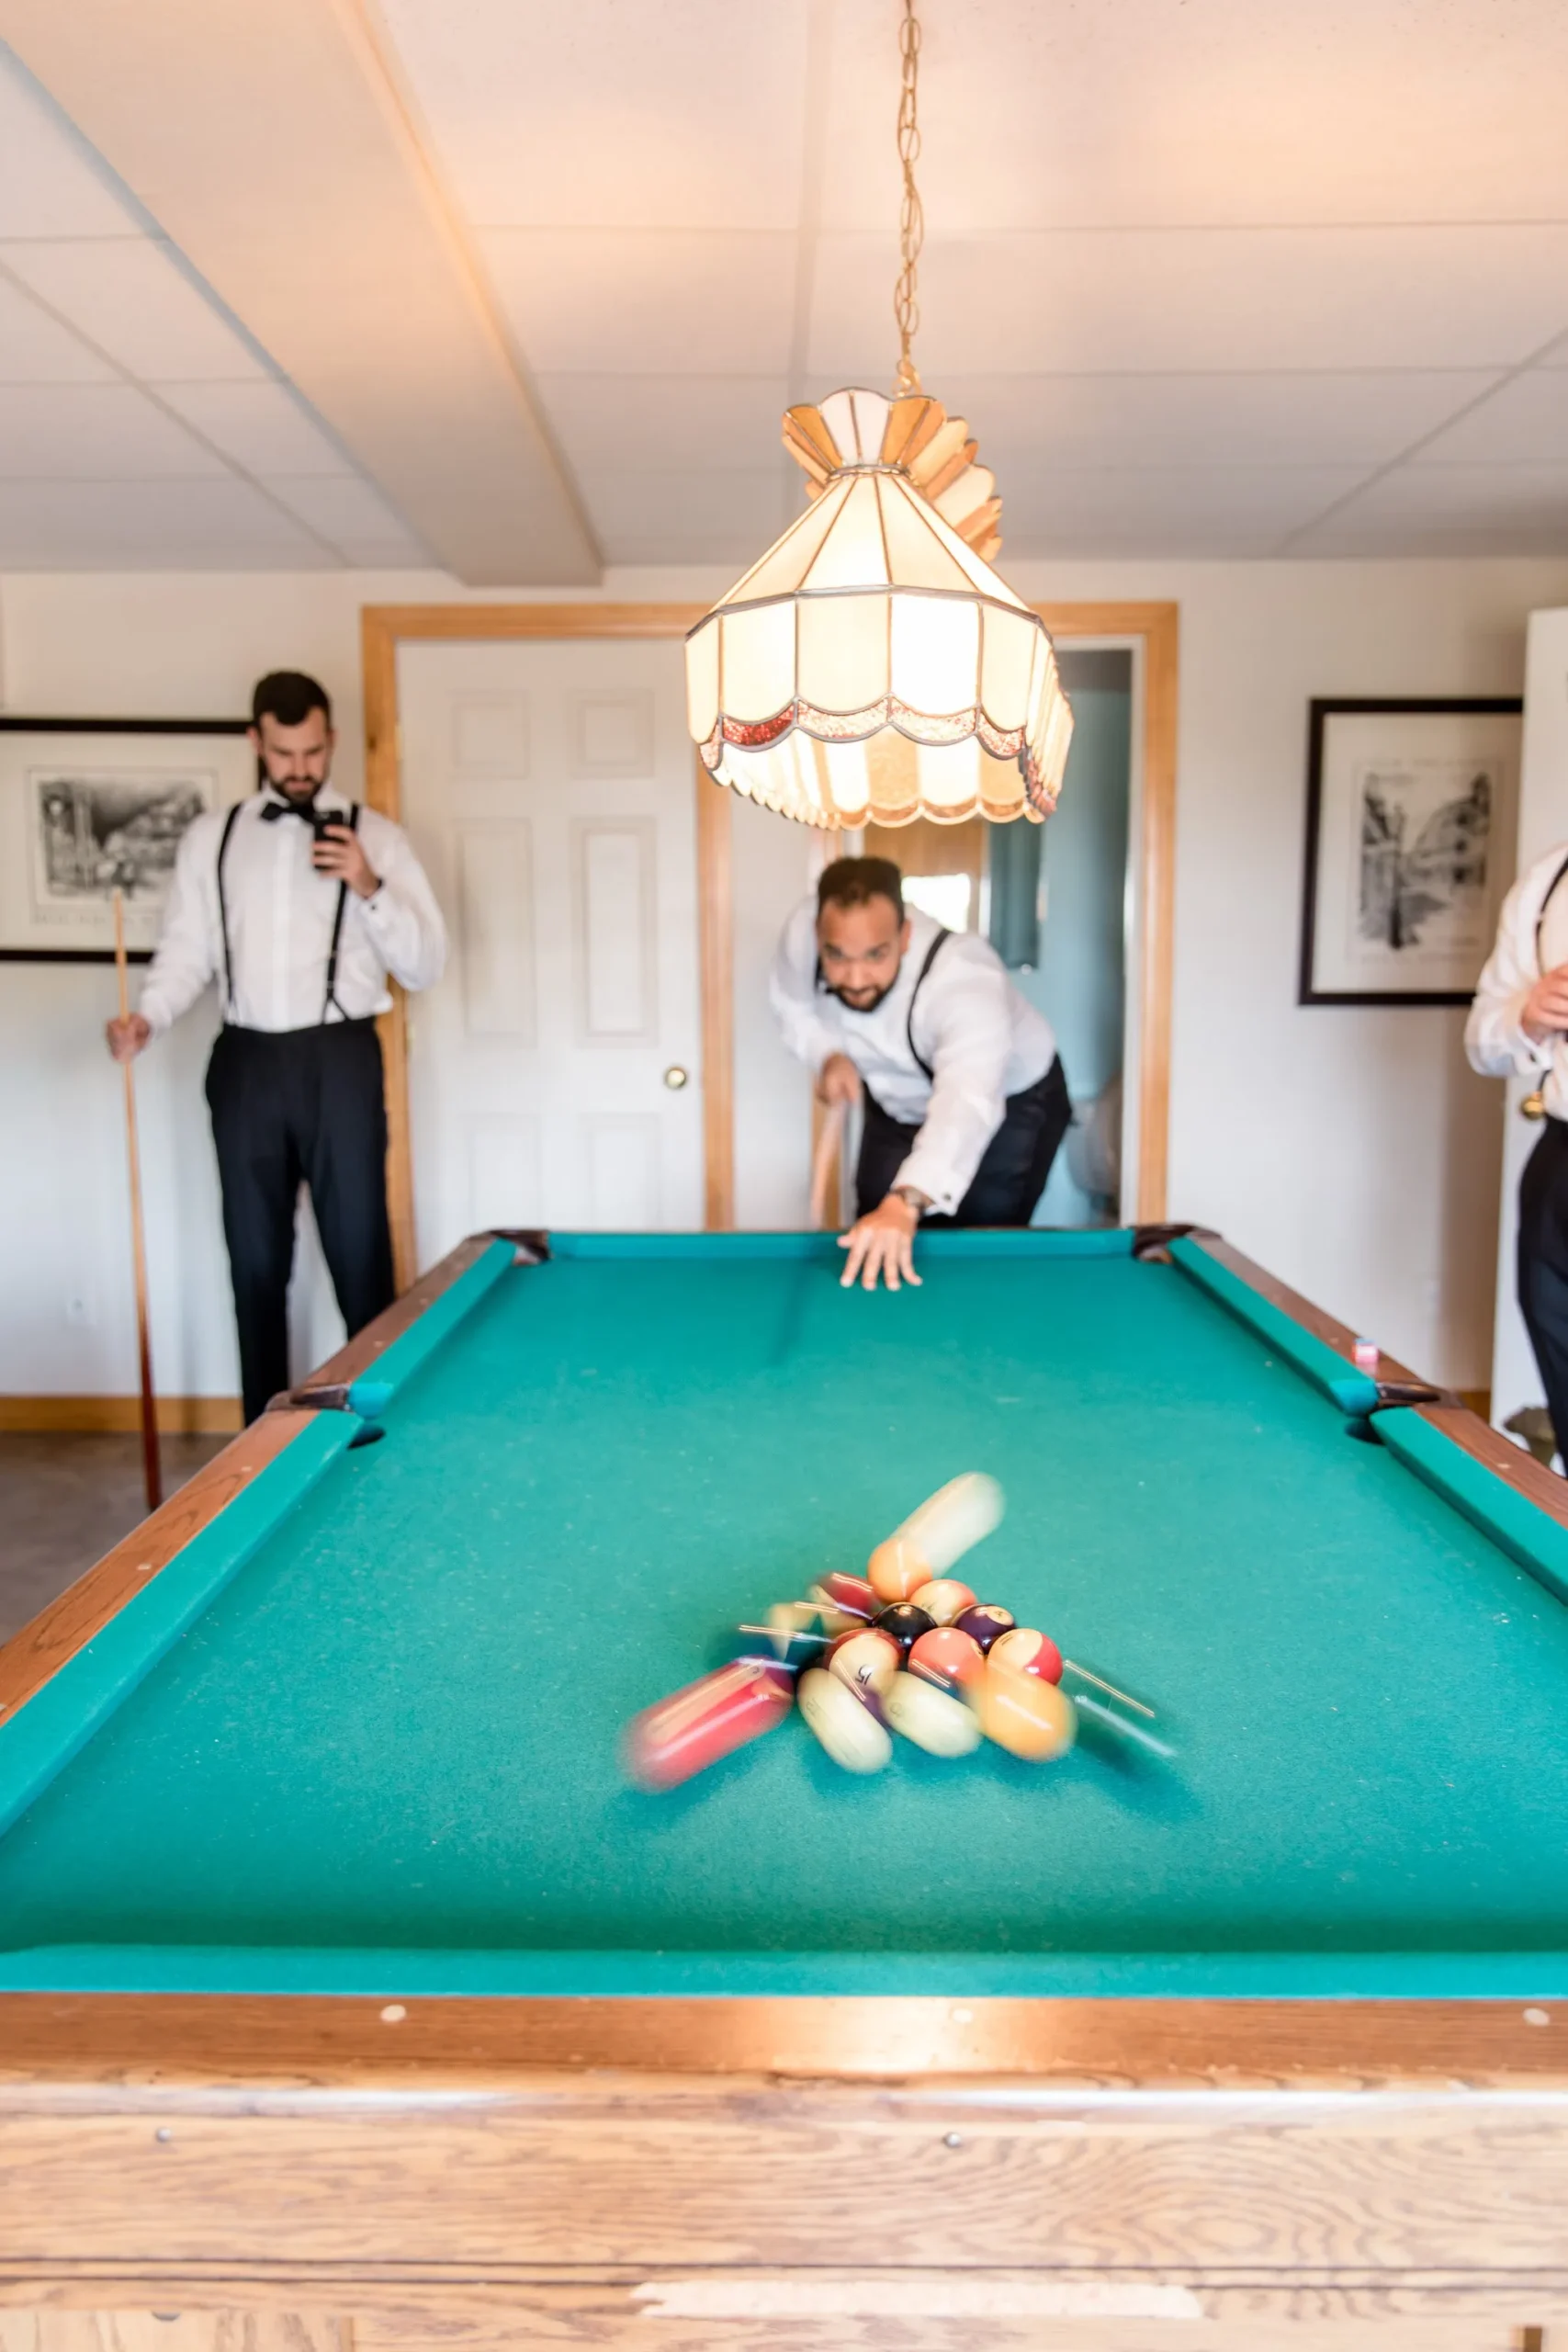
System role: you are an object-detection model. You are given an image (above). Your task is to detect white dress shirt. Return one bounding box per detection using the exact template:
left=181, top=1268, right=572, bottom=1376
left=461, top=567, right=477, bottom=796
left=1466, top=838, right=1568, bottom=1117
left=770, top=898, right=1058, bottom=1215
left=139, top=784, right=446, bottom=1035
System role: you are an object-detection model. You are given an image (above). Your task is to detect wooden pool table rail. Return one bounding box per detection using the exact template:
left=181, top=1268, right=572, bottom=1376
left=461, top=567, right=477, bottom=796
left=1186, top=1231, right=1568, bottom=1533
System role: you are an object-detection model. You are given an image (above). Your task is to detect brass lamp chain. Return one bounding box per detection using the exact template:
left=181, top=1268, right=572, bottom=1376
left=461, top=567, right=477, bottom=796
left=893, top=0, right=924, bottom=392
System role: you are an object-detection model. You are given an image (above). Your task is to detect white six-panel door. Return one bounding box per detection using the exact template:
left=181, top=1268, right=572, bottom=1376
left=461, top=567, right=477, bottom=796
left=398, top=638, right=705, bottom=1264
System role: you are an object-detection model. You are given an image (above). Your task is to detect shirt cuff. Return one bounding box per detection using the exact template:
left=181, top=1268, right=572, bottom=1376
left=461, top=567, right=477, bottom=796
left=1503, top=991, right=1554, bottom=1070
left=892, top=1148, right=961, bottom=1217
left=137, top=990, right=173, bottom=1035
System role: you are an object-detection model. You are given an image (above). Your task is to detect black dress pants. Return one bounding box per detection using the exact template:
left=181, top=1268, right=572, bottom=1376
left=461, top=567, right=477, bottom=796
left=206, top=1021, right=395, bottom=1423
left=1517, top=1116, right=1568, bottom=1469
left=855, top=1057, right=1073, bottom=1227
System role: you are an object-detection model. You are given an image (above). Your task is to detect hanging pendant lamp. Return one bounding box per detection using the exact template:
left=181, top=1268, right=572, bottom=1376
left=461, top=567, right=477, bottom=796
left=684, top=0, right=1073, bottom=830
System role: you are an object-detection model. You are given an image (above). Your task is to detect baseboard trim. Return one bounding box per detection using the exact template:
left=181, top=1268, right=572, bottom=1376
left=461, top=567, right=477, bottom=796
left=0, top=1395, right=243, bottom=1435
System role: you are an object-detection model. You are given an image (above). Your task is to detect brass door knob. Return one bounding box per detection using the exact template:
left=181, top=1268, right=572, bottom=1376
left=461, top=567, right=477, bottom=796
left=663, top=1065, right=690, bottom=1091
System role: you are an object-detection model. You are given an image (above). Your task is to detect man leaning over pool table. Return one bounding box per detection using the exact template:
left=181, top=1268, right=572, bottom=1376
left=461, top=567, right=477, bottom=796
left=770, top=856, right=1072, bottom=1293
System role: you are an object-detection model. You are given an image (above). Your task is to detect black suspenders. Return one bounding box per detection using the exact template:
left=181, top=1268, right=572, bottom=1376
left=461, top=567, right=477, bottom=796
left=216, top=799, right=362, bottom=1027
left=905, top=928, right=951, bottom=1080
left=214, top=802, right=243, bottom=1022
left=321, top=805, right=362, bottom=1023
left=1535, top=850, right=1568, bottom=968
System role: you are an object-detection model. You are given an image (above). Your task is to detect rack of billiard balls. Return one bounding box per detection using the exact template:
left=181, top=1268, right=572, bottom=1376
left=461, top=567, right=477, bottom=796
left=624, top=1473, right=1169, bottom=1792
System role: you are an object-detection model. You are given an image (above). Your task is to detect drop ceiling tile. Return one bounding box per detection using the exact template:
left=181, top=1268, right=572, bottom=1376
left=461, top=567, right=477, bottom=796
left=1412, top=371, right=1568, bottom=465
left=0, top=50, right=143, bottom=239
left=535, top=373, right=791, bottom=478
left=997, top=464, right=1370, bottom=553
left=264, top=472, right=428, bottom=564
left=0, top=382, right=228, bottom=478
left=575, top=465, right=788, bottom=563
left=0, top=272, right=115, bottom=382
left=818, top=0, right=1568, bottom=232
left=1291, top=463, right=1568, bottom=555
left=1, top=238, right=269, bottom=382
left=481, top=229, right=796, bottom=374
left=0, top=476, right=336, bottom=568
left=154, top=381, right=355, bottom=477
left=375, top=0, right=807, bottom=231
left=810, top=229, right=1568, bottom=379
left=812, top=370, right=1505, bottom=473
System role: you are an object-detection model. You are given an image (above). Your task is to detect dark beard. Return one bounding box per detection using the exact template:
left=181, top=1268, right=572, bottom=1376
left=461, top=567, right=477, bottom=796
left=826, top=978, right=896, bottom=1014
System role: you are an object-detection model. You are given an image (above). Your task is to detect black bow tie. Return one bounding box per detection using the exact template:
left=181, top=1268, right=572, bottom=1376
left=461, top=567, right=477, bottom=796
left=261, top=797, right=343, bottom=842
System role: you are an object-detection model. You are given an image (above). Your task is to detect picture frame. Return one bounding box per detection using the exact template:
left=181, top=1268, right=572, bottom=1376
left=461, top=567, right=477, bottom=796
left=0, top=717, right=253, bottom=964
left=1299, top=697, right=1524, bottom=1007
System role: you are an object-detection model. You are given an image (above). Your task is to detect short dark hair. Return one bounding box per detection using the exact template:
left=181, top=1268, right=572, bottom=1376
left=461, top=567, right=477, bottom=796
left=252, top=671, right=332, bottom=729
left=817, top=855, right=904, bottom=922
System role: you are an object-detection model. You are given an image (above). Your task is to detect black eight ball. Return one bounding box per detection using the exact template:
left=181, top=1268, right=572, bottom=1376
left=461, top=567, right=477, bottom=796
left=874, top=1602, right=936, bottom=1656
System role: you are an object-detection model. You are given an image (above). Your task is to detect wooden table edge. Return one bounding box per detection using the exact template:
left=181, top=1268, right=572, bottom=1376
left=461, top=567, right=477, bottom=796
left=1184, top=1230, right=1568, bottom=1532
left=3, top=1992, right=1568, bottom=2089
left=0, top=1232, right=538, bottom=1724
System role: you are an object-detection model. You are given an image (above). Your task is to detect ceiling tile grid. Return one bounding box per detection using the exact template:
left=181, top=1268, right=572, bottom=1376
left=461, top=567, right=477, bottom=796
left=0, top=40, right=429, bottom=569
left=10, top=4, right=1568, bottom=564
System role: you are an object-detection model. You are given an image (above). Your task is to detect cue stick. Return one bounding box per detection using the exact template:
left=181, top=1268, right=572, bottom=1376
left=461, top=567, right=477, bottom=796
left=112, top=888, right=162, bottom=1512
left=809, top=1098, right=847, bottom=1229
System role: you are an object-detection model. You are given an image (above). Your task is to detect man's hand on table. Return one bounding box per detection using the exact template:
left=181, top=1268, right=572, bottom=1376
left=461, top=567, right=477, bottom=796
left=839, top=1191, right=926, bottom=1293
left=1523, top=962, right=1568, bottom=1045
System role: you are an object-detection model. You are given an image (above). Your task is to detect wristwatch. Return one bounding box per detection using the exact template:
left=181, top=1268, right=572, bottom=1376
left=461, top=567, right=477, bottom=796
left=891, top=1185, right=931, bottom=1217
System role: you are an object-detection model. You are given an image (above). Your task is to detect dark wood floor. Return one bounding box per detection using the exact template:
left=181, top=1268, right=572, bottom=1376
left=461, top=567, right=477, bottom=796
left=0, top=1433, right=230, bottom=1644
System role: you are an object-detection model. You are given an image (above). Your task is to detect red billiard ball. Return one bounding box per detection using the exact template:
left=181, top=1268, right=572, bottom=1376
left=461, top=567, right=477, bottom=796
left=953, top=1602, right=1015, bottom=1655
left=988, top=1626, right=1064, bottom=1684
left=811, top=1572, right=878, bottom=1622
left=907, top=1625, right=985, bottom=1697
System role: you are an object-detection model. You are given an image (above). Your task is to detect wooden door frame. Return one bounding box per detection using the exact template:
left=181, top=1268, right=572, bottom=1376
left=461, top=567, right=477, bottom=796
left=1033, top=602, right=1179, bottom=1224
left=361, top=604, right=719, bottom=1290
left=361, top=598, right=1178, bottom=1286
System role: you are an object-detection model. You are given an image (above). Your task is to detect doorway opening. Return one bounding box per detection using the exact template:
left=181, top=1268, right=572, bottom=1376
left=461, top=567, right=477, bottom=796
left=864, top=648, right=1134, bottom=1227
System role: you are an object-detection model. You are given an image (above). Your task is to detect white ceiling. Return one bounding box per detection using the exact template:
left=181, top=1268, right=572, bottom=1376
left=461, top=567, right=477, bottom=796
left=0, top=47, right=428, bottom=570
left=6, top=0, right=1568, bottom=569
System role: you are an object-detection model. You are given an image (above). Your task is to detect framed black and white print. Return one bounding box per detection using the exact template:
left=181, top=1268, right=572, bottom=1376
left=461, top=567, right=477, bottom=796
left=0, top=717, right=252, bottom=963
left=1299, top=698, right=1523, bottom=1007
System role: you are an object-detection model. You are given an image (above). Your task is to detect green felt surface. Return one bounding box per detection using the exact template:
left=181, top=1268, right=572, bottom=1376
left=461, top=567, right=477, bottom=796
left=3, top=1231, right=1568, bottom=2000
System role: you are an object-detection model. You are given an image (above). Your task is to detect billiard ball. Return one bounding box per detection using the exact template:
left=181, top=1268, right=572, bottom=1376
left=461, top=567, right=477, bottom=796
left=867, top=1536, right=929, bottom=1603
left=906, top=1625, right=985, bottom=1696
left=623, top=1657, right=795, bottom=1791
left=977, top=1663, right=1077, bottom=1761
left=953, top=1602, right=1015, bottom=1654
left=989, top=1626, right=1064, bottom=1684
left=826, top=1626, right=901, bottom=1702
left=797, top=1667, right=893, bottom=1774
left=885, top=1673, right=980, bottom=1758
left=874, top=1602, right=936, bottom=1656
left=809, top=1572, right=878, bottom=1622
left=909, top=1577, right=976, bottom=1626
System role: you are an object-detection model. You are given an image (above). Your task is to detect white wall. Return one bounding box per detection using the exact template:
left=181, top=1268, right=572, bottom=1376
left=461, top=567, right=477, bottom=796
left=5, top=554, right=1565, bottom=1403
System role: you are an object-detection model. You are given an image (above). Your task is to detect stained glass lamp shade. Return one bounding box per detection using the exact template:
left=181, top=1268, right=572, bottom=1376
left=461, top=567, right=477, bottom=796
left=685, top=387, right=1073, bottom=830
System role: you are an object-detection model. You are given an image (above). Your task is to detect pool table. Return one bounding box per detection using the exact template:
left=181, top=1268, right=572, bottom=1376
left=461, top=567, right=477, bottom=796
left=4, top=1226, right=1568, bottom=2351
